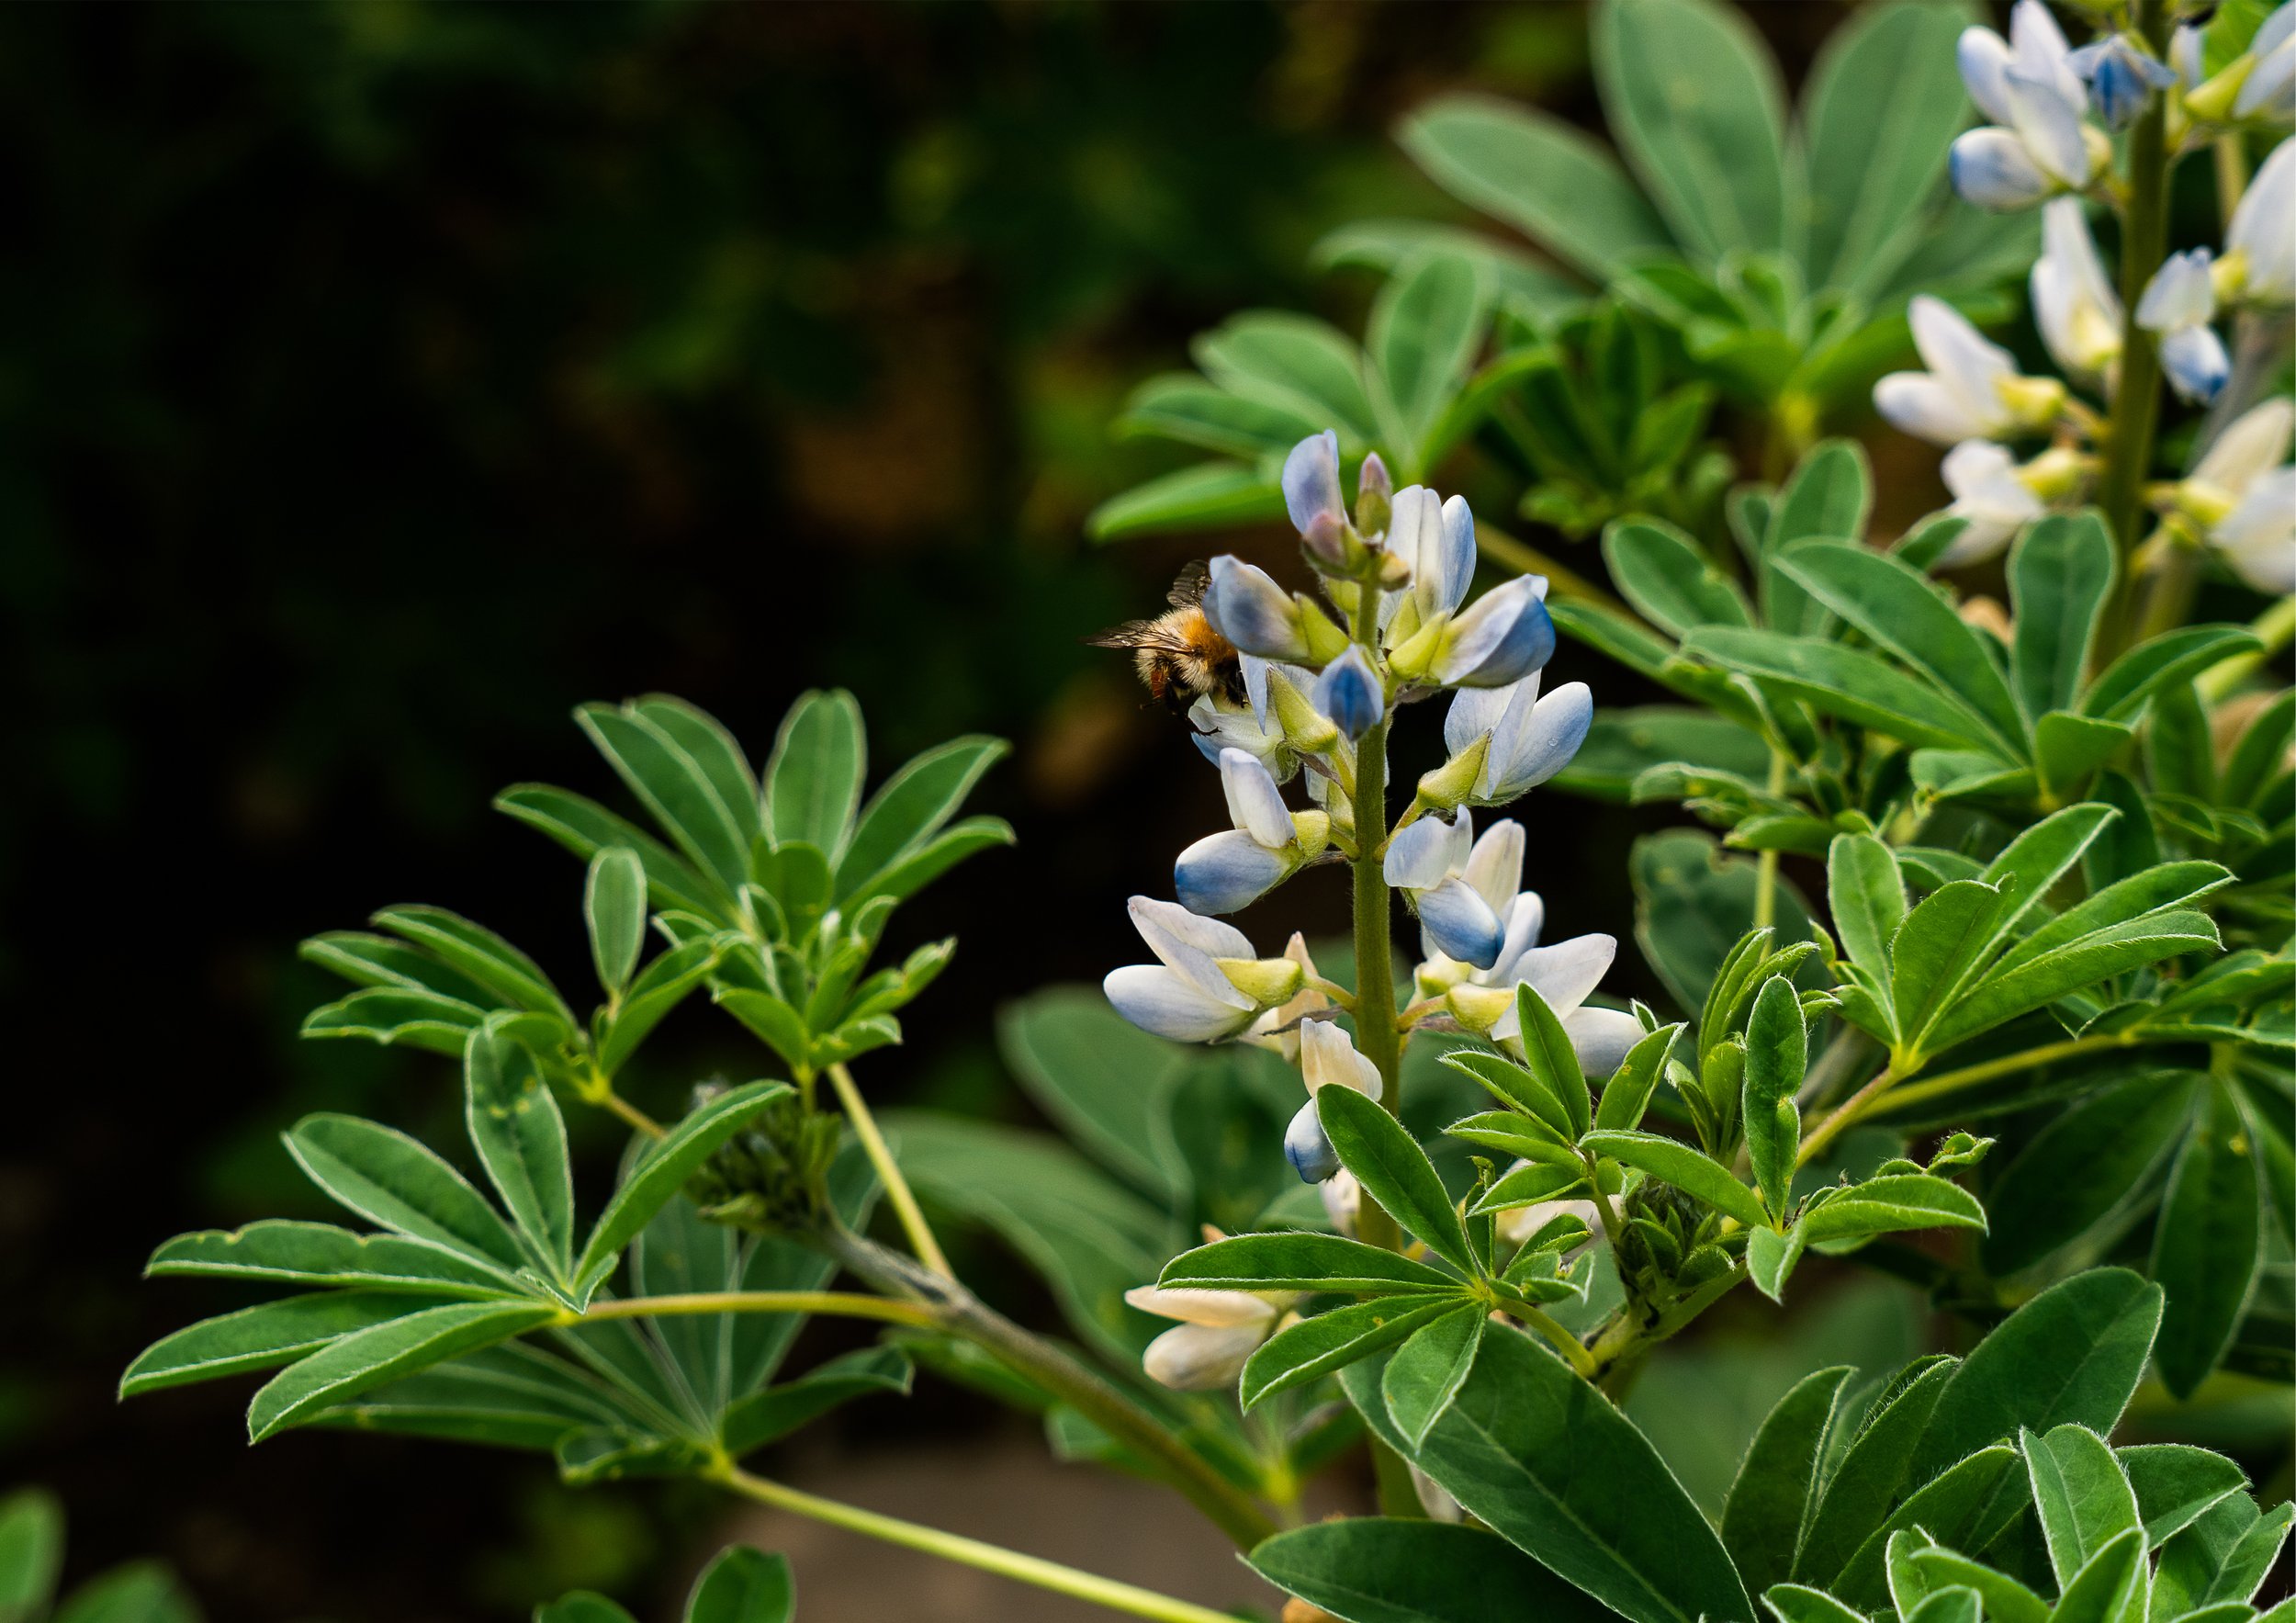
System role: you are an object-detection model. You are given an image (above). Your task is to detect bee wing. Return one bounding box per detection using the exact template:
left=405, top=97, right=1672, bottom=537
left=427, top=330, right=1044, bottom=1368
left=1083, top=617, right=1180, bottom=650
left=1166, top=560, right=1211, bottom=609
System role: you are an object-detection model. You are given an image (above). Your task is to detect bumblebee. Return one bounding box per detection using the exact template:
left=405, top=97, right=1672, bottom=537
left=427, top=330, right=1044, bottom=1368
left=1086, top=561, right=1249, bottom=712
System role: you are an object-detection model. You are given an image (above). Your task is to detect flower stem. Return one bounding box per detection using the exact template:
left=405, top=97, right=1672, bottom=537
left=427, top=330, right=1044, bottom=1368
left=1473, top=521, right=1632, bottom=616
left=705, top=1460, right=1244, bottom=1623
left=1794, top=1066, right=1901, bottom=1169
left=1868, top=1031, right=2137, bottom=1117
left=576, top=1062, right=666, bottom=1139
left=820, top=1223, right=1277, bottom=1550
left=2096, top=0, right=2175, bottom=659
left=826, top=1060, right=952, bottom=1279
left=575, top=1290, right=939, bottom=1329
left=2197, top=593, right=2296, bottom=701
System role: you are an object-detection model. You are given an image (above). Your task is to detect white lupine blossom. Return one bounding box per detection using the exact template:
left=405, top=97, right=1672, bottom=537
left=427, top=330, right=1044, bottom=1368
left=1281, top=428, right=1345, bottom=535
left=2235, top=5, right=2296, bottom=123
left=1187, top=691, right=1296, bottom=783
left=1874, top=296, right=2065, bottom=445
left=1205, top=557, right=1313, bottom=664
left=1953, top=2, right=2107, bottom=209
left=1417, top=881, right=1644, bottom=1078
left=1104, top=899, right=1304, bottom=1043
left=2223, top=139, right=2296, bottom=306
left=1311, top=645, right=1383, bottom=738
left=1441, top=674, right=1594, bottom=805
left=1383, top=812, right=1518, bottom=969
left=1318, top=1167, right=1362, bottom=1235
left=2137, top=249, right=2231, bottom=403
left=1936, top=440, right=2054, bottom=564
left=1495, top=1194, right=1604, bottom=1251
left=2169, top=398, right=2296, bottom=592
left=2032, top=198, right=2123, bottom=385
left=1390, top=484, right=1478, bottom=625
left=1422, top=574, right=1555, bottom=687
left=1282, top=1020, right=1382, bottom=1183
left=1123, top=1285, right=1296, bottom=1392
left=1173, top=750, right=1327, bottom=916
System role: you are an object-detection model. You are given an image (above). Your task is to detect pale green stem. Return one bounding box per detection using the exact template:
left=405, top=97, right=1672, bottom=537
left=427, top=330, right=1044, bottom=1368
left=825, top=1060, right=951, bottom=1279
left=708, top=1462, right=1244, bottom=1623
left=1794, top=1066, right=1902, bottom=1169
left=2196, top=595, right=2296, bottom=702
left=1870, top=1031, right=2139, bottom=1117
left=1752, top=750, right=1788, bottom=932
left=575, top=1060, right=666, bottom=1139
left=1475, top=521, right=1632, bottom=616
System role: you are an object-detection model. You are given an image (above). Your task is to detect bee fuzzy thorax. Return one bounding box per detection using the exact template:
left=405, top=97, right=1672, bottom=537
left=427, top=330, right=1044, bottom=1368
left=1086, top=563, right=1249, bottom=712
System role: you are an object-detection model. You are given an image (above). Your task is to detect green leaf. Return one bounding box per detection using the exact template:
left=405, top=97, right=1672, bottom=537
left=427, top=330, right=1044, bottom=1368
left=1828, top=834, right=1906, bottom=997
left=1777, top=542, right=2027, bottom=755
left=1683, top=629, right=1989, bottom=752
left=1632, top=829, right=1815, bottom=1015
left=299, top=930, right=501, bottom=1006
left=1905, top=1552, right=2051, bottom=1623
left=1440, top=1049, right=1578, bottom=1141
left=684, top=1547, right=793, bottom=1623
left=1985, top=802, right=2122, bottom=932
left=122, top=1291, right=416, bottom=1397
left=0, top=1490, right=62, bottom=1619
left=572, top=1082, right=792, bottom=1299
left=1194, top=309, right=1379, bottom=442
left=2037, top=712, right=2136, bottom=800
left=2083, top=626, right=2263, bottom=725
left=1795, top=1356, right=1958, bottom=1585
left=597, top=938, right=720, bottom=1076
left=1764, top=441, right=1873, bottom=635
left=764, top=689, right=865, bottom=859
left=146, top=1219, right=528, bottom=1298
left=1369, top=251, right=1491, bottom=456
left=309, top=1341, right=638, bottom=1452
left=1558, top=707, right=1772, bottom=802
left=1930, top=911, right=2223, bottom=1052
left=370, top=905, right=570, bottom=1020
left=493, top=783, right=726, bottom=918
left=583, top=848, right=647, bottom=996
left=1604, top=520, right=1754, bottom=638
left=1319, top=1086, right=1477, bottom=1275
left=465, top=1022, right=575, bottom=1280
left=1242, top=1295, right=1462, bottom=1409
left=1763, top=1584, right=1872, bottom=1623
left=1383, top=1305, right=1486, bottom=1448
left=1471, top=1160, right=1593, bottom=1213
left=1909, top=1268, right=2164, bottom=1488
left=287, top=1114, right=526, bottom=1270
left=2122, top=1446, right=2250, bottom=1548
left=1798, top=1174, right=1986, bottom=1245
left=1160, top=1232, right=1458, bottom=1296
left=844, top=815, right=1013, bottom=907
left=576, top=701, right=756, bottom=896
left=1407, top=1326, right=1754, bottom=1623
left=2049, top=1527, right=2146, bottom=1623
left=2026, top=1424, right=2143, bottom=1588
left=1742, top=975, right=1805, bottom=1218
left=1888, top=879, right=2013, bottom=1053
left=1801, top=0, right=1970, bottom=292
left=834, top=735, right=1006, bottom=903
left=1748, top=1224, right=1807, bottom=1302
left=2155, top=1495, right=2292, bottom=1616
left=2151, top=1081, right=2265, bottom=1399
left=721, top=1346, right=914, bottom=1458
left=1581, top=1129, right=1768, bottom=1227
left=247, top=1300, right=558, bottom=1441
left=1250, top=1518, right=1612, bottom=1623
left=300, top=986, right=490, bottom=1054
left=1398, top=95, right=1672, bottom=281
left=1086, top=461, right=1283, bottom=541
left=1515, top=983, right=1593, bottom=1140
left=1980, top=1073, right=2200, bottom=1276
left=1830, top=1446, right=2020, bottom=1610
left=1593, top=0, right=1788, bottom=261
left=536, top=1595, right=636, bottom=1623
left=1596, top=1023, right=1681, bottom=1133
left=50, top=1564, right=197, bottom=1623
left=1724, top=1366, right=1856, bottom=1598
left=2011, top=515, right=2117, bottom=725
left=1118, top=373, right=1324, bottom=457
left=630, top=695, right=760, bottom=845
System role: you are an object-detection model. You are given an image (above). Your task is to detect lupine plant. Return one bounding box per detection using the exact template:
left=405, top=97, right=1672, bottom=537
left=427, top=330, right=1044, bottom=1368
left=123, top=1, right=2293, bottom=1620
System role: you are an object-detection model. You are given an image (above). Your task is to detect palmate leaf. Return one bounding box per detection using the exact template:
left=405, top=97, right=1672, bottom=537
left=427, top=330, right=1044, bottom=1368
left=1683, top=628, right=1988, bottom=754
left=2150, top=1080, right=2266, bottom=1399
left=145, top=1220, right=534, bottom=1298
left=121, top=1293, right=417, bottom=1399
left=572, top=1082, right=790, bottom=1302
left=1318, top=1086, right=1477, bottom=1275
left=246, top=1301, right=561, bottom=1442
left=577, top=700, right=756, bottom=896
left=311, top=1340, right=651, bottom=1451
left=1723, top=1366, right=1857, bottom=1599
left=466, top=1020, right=576, bottom=1285
left=286, top=1114, right=529, bottom=1272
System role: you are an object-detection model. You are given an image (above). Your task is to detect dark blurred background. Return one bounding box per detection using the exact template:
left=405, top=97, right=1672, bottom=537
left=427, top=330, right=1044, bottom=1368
left=0, top=3, right=1860, bottom=1616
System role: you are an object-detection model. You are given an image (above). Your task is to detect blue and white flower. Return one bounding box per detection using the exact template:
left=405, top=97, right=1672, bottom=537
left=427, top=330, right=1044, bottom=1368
left=1204, top=556, right=1314, bottom=663
left=2069, top=33, right=2177, bottom=129
left=1440, top=674, right=1594, bottom=806
left=2240, top=4, right=2296, bottom=123
left=1386, top=572, right=1556, bottom=689
left=1187, top=691, right=1297, bottom=783
left=1874, top=296, right=2065, bottom=445
left=1383, top=812, right=1514, bottom=969
left=1953, top=2, right=2107, bottom=209
left=1388, top=483, right=1478, bottom=627
left=2032, top=198, right=2122, bottom=386
left=1104, top=898, right=1305, bottom=1043
left=1174, top=749, right=1328, bottom=916
left=1937, top=440, right=2054, bottom=565
left=1432, top=915, right=1642, bottom=1078
left=2223, top=138, right=2296, bottom=307
left=2137, top=249, right=2231, bottom=403
left=1282, top=1019, right=1382, bottom=1183
left=1124, top=1284, right=1296, bottom=1391
left=1282, top=429, right=1345, bottom=534
left=2170, top=398, right=2296, bottom=592
left=1311, top=645, right=1384, bottom=739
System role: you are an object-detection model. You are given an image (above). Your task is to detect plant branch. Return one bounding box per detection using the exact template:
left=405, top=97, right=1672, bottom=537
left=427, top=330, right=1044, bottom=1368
left=1794, top=1066, right=1900, bottom=1168
left=576, top=1062, right=666, bottom=1139
left=826, top=1060, right=952, bottom=1279
left=575, top=1290, right=939, bottom=1330
left=1868, top=1031, right=2139, bottom=1116
left=819, top=1223, right=1276, bottom=1550
left=1475, top=521, right=1629, bottom=615
left=706, top=1461, right=1243, bottom=1623
left=2197, top=593, right=2296, bottom=701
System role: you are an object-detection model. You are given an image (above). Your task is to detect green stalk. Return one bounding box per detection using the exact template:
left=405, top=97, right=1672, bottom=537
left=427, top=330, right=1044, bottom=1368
left=708, top=1462, right=1242, bottom=1623
left=2096, top=0, right=2175, bottom=660
left=826, top=1059, right=952, bottom=1278
left=576, top=1290, right=937, bottom=1330
left=820, top=1223, right=1276, bottom=1550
